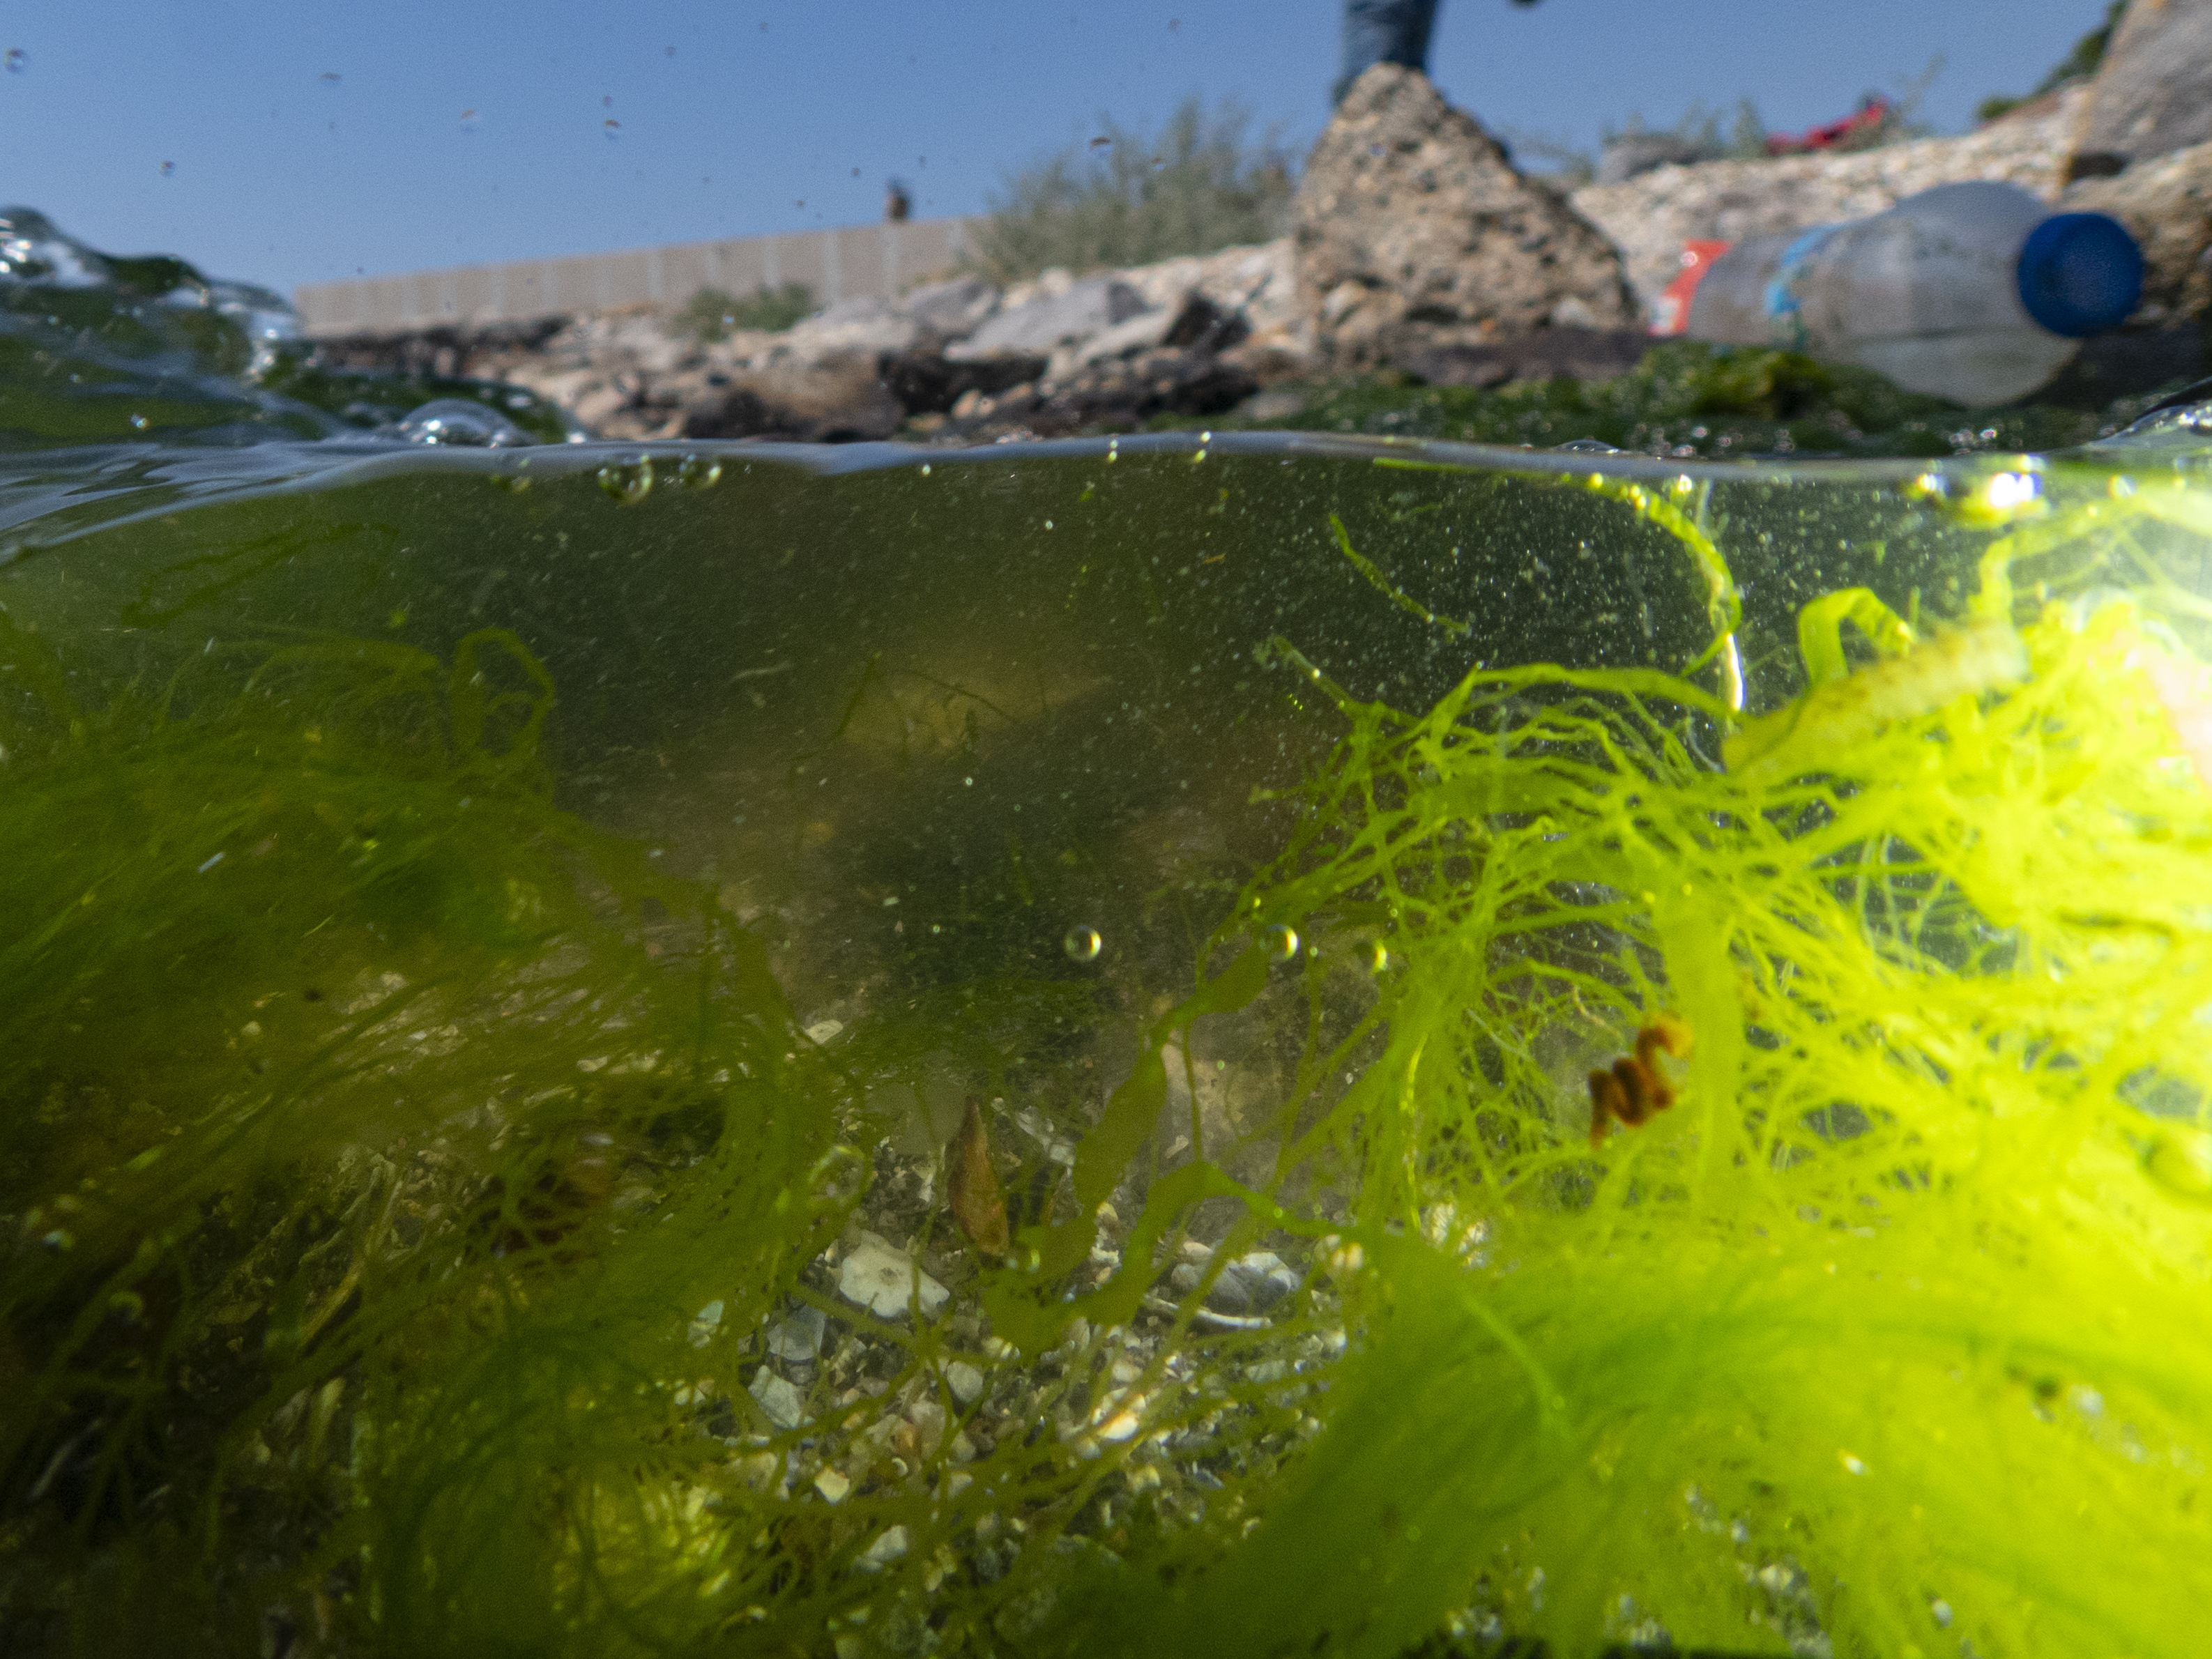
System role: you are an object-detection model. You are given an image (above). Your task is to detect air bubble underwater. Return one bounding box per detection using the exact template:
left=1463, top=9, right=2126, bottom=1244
left=598, top=455, right=653, bottom=504
left=1062, top=926, right=1102, bottom=963
left=1261, top=922, right=1299, bottom=963
left=396, top=399, right=531, bottom=448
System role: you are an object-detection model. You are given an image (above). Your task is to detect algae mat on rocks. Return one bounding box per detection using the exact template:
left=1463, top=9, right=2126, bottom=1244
left=3, top=426, right=2212, bottom=1658
left=1175, top=340, right=2195, bottom=463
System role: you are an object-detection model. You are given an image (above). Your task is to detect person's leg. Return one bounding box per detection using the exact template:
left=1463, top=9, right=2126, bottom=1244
left=1334, top=0, right=1442, bottom=105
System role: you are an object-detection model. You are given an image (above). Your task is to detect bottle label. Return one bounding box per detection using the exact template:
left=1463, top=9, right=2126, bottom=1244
left=1650, top=239, right=1732, bottom=337
left=1761, top=226, right=1838, bottom=351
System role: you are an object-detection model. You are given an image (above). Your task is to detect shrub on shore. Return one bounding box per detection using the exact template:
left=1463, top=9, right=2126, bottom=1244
left=967, top=94, right=1296, bottom=285
left=669, top=280, right=816, bottom=343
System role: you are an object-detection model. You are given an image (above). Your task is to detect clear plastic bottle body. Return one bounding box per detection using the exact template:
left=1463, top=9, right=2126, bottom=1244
left=1687, top=182, right=2140, bottom=405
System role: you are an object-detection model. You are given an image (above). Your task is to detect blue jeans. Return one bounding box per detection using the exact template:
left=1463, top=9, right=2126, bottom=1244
left=1335, top=0, right=1440, bottom=104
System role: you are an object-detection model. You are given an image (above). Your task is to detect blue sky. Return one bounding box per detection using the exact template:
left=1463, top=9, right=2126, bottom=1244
left=3, top=1, right=2114, bottom=300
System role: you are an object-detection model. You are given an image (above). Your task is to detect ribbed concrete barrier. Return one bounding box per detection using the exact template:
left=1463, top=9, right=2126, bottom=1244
left=294, top=215, right=981, bottom=337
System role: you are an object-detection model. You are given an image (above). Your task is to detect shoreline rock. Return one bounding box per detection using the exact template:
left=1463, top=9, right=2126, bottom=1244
left=1292, top=63, right=1638, bottom=370
left=2062, top=138, right=2212, bottom=333
left=2070, top=0, right=2212, bottom=180
left=307, top=49, right=2212, bottom=445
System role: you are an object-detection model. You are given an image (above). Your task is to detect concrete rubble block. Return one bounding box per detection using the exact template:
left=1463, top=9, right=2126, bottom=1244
left=1112, top=242, right=1305, bottom=353
left=780, top=295, right=920, bottom=358
left=2071, top=0, right=2212, bottom=180
left=900, top=275, right=1002, bottom=344
left=940, top=346, right=1256, bottom=441
left=1293, top=62, right=1638, bottom=370
left=951, top=276, right=1152, bottom=360
left=877, top=348, right=1047, bottom=415
left=678, top=351, right=902, bottom=443
left=1072, top=291, right=1251, bottom=373
left=2063, top=136, right=2212, bottom=328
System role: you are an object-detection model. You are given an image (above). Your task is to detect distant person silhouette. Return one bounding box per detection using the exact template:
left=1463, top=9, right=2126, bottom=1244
left=1335, top=0, right=1543, bottom=105
left=883, top=180, right=912, bottom=223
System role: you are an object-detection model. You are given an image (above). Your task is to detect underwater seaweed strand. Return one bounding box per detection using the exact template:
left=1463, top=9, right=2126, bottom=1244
left=0, top=618, right=864, bottom=1654
left=1030, top=461, right=2212, bottom=1657
left=13, top=440, right=2212, bottom=1659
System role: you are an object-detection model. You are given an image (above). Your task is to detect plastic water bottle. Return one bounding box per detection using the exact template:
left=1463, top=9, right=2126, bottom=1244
left=1686, top=182, right=2144, bottom=406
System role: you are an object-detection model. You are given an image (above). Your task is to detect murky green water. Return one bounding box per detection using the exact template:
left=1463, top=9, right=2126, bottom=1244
left=10, top=210, right=2212, bottom=1658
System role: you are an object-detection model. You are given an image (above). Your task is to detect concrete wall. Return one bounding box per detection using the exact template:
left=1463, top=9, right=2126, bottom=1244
left=294, top=215, right=981, bottom=337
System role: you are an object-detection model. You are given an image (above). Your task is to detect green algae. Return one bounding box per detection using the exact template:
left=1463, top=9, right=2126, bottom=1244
left=0, top=612, right=855, bottom=1653
left=1058, top=463, right=2212, bottom=1656
left=5, top=432, right=2212, bottom=1657
left=1183, top=340, right=2188, bottom=461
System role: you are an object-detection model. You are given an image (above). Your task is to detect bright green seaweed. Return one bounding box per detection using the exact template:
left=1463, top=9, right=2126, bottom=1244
left=6, top=442, right=2212, bottom=1659
left=1019, top=466, right=2212, bottom=1655
left=1119, top=583, right=2212, bottom=1656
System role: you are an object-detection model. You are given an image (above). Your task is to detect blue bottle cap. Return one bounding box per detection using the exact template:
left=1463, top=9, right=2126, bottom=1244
left=2016, top=212, right=2145, bottom=338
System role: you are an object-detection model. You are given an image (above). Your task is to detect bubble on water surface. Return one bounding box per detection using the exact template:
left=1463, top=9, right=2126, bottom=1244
left=676, top=454, right=722, bottom=489
left=1262, top=923, right=1299, bottom=963
left=598, top=457, right=654, bottom=504
left=1063, top=926, right=1101, bottom=963
left=396, top=399, right=531, bottom=448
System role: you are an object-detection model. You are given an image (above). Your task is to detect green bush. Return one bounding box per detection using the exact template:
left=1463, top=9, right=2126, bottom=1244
left=966, top=95, right=1295, bottom=286
left=669, top=281, right=815, bottom=344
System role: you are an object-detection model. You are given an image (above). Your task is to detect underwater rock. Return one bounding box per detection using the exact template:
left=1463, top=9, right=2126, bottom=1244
left=767, top=1304, right=827, bottom=1362
left=1293, top=63, right=1637, bottom=369
left=2070, top=0, right=2212, bottom=178
left=1168, top=1245, right=1304, bottom=1319
left=855, top=1524, right=911, bottom=1571
left=942, top=1361, right=987, bottom=1405
left=747, top=1368, right=807, bottom=1430
left=837, top=1231, right=950, bottom=1320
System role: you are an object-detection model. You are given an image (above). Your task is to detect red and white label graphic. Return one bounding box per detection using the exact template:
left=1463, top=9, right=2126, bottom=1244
left=1650, top=240, right=1732, bottom=337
